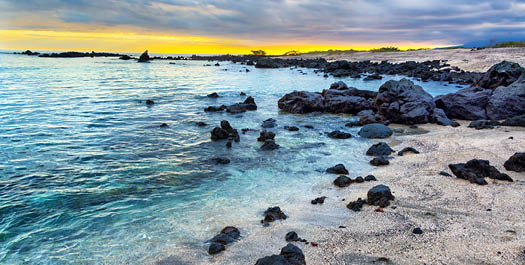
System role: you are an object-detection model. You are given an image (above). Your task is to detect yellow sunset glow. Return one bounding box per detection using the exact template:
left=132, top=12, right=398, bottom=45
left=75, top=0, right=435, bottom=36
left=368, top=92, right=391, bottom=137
left=0, top=29, right=443, bottom=55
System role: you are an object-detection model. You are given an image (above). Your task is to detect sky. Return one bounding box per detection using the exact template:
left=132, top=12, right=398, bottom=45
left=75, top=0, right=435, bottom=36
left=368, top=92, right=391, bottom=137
left=0, top=0, right=524, bottom=54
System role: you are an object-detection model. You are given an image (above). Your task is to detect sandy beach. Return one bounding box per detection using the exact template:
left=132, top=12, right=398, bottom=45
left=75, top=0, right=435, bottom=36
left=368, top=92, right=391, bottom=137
left=155, top=122, right=524, bottom=265
left=280, top=47, right=525, bottom=72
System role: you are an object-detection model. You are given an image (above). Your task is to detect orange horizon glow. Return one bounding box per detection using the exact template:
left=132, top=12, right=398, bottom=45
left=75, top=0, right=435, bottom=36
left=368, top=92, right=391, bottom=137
left=0, top=29, right=450, bottom=55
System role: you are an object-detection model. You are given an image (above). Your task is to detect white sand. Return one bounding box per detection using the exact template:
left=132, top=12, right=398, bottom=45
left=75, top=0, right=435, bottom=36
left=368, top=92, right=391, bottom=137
left=278, top=47, right=525, bottom=72
left=156, top=122, right=525, bottom=265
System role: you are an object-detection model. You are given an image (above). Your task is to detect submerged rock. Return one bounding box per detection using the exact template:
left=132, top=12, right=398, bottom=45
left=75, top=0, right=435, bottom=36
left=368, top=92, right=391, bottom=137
left=327, top=130, right=352, bottom=139
left=366, top=142, right=394, bottom=156
left=311, top=196, right=327, bottom=205
left=261, top=139, right=280, bottom=151
left=504, top=153, right=525, bottom=172
left=146, top=99, right=155, bottom=105
left=449, top=159, right=513, bottom=185
left=213, top=157, right=231, bottom=164
left=284, top=125, right=300, bottom=131
left=207, top=92, right=219, bottom=98
left=326, top=164, right=349, bottom=175
left=358, top=123, right=392, bottom=139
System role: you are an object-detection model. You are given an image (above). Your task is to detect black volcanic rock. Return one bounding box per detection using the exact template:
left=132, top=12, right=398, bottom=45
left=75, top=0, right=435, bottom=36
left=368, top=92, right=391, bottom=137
left=261, top=207, right=287, bottom=226
left=367, top=185, right=395, bottom=207
left=370, top=156, right=389, bottom=166
left=358, top=123, right=392, bottom=139
left=504, top=153, right=525, bottom=172
left=327, top=130, right=352, bottom=139
left=476, top=61, right=524, bottom=90
left=326, top=164, right=349, bottom=175
left=449, top=159, right=513, bottom=185
left=398, top=147, right=420, bottom=156
left=375, top=79, right=436, bottom=124
left=138, top=50, right=150, bottom=62
left=366, top=142, right=394, bottom=156
left=333, top=176, right=352, bottom=187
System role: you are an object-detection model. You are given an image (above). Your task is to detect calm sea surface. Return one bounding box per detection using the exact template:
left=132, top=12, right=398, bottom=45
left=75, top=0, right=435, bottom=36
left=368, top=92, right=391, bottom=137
left=0, top=52, right=462, bottom=264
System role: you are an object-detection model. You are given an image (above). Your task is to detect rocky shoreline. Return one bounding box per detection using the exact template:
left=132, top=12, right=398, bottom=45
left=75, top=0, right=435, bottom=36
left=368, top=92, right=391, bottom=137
left=153, top=59, right=524, bottom=265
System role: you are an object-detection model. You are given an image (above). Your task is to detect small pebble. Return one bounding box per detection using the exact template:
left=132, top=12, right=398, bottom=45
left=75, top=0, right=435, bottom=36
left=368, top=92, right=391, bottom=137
left=412, top=227, right=423, bottom=234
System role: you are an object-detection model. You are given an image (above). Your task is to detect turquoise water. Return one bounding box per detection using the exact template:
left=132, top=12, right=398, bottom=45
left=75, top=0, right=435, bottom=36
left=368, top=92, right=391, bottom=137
left=0, top=53, right=463, bottom=264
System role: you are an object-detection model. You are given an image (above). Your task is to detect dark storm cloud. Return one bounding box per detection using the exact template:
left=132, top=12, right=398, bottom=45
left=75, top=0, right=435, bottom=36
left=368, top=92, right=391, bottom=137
left=0, top=0, right=523, bottom=44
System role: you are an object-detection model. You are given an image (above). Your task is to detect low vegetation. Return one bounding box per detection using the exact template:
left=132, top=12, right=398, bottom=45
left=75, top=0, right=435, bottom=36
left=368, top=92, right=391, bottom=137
left=370, top=46, right=400, bottom=52
left=251, top=50, right=266, bottom=56
left=489, top=41, right=525, bottom=48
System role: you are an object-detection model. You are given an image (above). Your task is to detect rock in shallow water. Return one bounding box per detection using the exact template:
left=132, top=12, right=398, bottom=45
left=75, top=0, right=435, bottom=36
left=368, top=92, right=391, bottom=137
left=327, top=130, right=352, bottom=139
left=358, top=123, right=392, bottom=139
left=261, top=207, right=287, bottom=226
left=504, top=153, right=525, bottom=172
left=311, top=196, right=327, bottom=205
left=208, top=242, right=225, bottom=255
left=449, top=159, right=513, bottom=185
left=366, top=142, right=394, bottom=156
left=326, top=164, right=349, bottom=175
left=211, top=120, right=239, bottom=142
left=207, top=226, right=240, bottom=255
left=258, top=130, right=275, bottom=142
left=261, top=139, right=280, bottom=150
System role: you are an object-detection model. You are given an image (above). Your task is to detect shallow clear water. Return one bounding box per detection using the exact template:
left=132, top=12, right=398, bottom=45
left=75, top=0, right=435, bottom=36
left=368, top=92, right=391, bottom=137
left=0, top=53, right=463, bottom=264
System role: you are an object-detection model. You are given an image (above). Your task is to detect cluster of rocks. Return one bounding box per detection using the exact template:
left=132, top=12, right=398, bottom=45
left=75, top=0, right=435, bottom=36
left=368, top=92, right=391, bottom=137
left=435, top=62, right=524, bottom=122
left=278, top=79, right=458, bottom=126
left=15, top=50, right=40, bottom=56
left=210, top=120, right=240, bottom=148
left=207, top=226, right=241, bottom=255
left=255, top=243, right=306, bottom=265
left=448, top=159, right=513, bottom=185
left=347, top=184, right=395, bottom=211
left=188, top=55, right=485, bottom=85
left=278, top=61, right=524, bottom=127
left=205, top=96, right=258, bottom=114
left=37, top=51, right=124, bottom=58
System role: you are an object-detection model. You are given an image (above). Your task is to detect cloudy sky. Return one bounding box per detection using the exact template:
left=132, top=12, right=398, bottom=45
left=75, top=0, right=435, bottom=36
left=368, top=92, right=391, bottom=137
left=0, top=0, right=523, bottom=54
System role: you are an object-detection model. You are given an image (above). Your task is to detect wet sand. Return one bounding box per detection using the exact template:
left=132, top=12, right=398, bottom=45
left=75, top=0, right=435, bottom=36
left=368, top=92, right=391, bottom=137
left=158, top=122, right=525, bottom=265
left=279, top=47, right=525, bottom=72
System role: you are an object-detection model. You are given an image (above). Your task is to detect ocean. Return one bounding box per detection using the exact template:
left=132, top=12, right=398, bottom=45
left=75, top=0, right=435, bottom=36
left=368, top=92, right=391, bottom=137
left=0, top=52, right=463, bottom=264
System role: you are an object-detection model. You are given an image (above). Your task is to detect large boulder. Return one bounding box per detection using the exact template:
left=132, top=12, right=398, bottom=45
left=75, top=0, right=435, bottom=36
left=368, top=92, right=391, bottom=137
left=375, top=79, right=436, bottom=124
left=486, top=73, right=525, bottom=120
left=435, top=87, right=492, bottom=120
left=476, top=61, right=524, bottom=90
left=358, top=123, right=392, bottom=139
left=504, top=153, right=525, bottom=172
left=323, top=89, right=374, bottom=114
left=278, top=91, right=325, bottom=114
